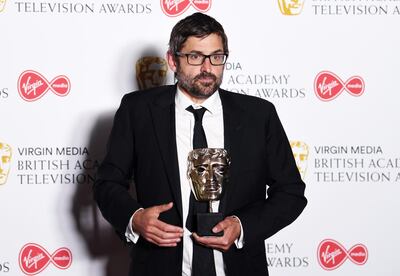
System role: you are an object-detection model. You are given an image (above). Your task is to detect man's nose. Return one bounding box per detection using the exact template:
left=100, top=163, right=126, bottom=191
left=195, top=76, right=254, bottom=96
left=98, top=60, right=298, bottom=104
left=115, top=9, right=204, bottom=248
left=200, top=57, right=212, bottom=73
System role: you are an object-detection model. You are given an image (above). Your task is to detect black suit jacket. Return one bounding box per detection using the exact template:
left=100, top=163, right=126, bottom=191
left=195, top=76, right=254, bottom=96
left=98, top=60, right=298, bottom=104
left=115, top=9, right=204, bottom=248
left=94, top=85, right=307, bottom=276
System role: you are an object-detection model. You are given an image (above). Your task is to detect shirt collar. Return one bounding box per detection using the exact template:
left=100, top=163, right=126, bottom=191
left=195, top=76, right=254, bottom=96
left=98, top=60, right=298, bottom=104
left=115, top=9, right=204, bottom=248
left=175, top=86, right=222, bottom=115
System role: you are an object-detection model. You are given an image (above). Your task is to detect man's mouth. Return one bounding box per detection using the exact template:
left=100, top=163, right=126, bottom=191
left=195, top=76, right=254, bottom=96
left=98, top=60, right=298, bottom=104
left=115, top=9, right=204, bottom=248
left=196, top=73, right=216, bottom=82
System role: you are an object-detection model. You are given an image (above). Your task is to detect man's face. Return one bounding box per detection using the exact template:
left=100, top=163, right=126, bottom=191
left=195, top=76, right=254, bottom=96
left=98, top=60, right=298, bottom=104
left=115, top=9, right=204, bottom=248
left=167, top=33, right=225, bottom=100
left=189, top=154, right=229, bottom=201
left=0, top=143, right=12, bottom=185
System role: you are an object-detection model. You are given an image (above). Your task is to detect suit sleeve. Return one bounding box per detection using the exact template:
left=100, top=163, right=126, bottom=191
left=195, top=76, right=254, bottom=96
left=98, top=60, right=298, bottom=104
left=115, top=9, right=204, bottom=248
left=234, top=104, right=307, bottom=246
left=93, top=95, right=142, bottom=238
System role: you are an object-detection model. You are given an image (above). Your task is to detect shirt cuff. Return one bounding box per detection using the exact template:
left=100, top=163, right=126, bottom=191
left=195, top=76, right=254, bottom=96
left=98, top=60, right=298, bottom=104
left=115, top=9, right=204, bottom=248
left=232, top=215, right=245, bottom=249
left=125, top=208, right=143, bottom=243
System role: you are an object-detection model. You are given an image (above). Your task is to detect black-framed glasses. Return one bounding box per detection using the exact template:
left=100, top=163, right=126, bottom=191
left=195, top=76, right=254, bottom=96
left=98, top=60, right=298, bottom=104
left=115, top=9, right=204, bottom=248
left=175, top=52, right=228, bottom=66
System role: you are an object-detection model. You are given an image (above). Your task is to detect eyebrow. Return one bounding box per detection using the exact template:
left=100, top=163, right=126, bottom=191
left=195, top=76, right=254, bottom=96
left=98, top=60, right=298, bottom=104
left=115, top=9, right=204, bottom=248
left=187, top=49, right=225, bottom=54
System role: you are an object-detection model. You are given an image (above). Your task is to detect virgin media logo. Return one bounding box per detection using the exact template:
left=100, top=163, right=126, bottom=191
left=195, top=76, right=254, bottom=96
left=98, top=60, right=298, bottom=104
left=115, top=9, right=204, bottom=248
left=314, top=71, right=365, bottom=101
left=17, top=70, right=71, bottom=102
left=160, top=0, right=211, bottom=17
left=317, top=239, right=368, bottom=270
left=18, top=243, right=72, bottom=275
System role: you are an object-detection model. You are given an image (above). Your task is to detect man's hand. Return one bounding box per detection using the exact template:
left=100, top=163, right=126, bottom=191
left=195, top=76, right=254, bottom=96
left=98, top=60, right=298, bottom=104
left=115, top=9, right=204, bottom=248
left=192, top=216, right=241, bottom=252
left=132, top=202, right=184, bottom=247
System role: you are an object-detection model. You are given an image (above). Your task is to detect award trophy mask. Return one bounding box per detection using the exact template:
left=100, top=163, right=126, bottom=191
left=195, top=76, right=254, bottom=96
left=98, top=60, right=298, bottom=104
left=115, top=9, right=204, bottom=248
left=0, top=142, right=12, bottom=185
left=135, top=56, right=168, bottom=90
left=290, top=140, right=309, bottom=180
left=187, top=148, right=230, bottom=236
left=278, top=0, right=305, bottom=15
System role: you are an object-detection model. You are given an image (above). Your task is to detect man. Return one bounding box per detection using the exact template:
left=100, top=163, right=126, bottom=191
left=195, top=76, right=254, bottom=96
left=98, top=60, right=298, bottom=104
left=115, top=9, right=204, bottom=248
left=94, top=12, right=307, bottom=276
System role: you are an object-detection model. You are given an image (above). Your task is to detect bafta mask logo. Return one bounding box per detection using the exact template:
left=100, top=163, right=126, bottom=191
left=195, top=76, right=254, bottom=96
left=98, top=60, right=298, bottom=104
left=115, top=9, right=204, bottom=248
left=136, top=57, right=168, bottom=90
left=278, top=0, right=305, bottom=15
left=0, top=142, right=12, bottom=185
left=290, top=141, right=309, bottom=179
left=0, top=0, right=6, bottom=12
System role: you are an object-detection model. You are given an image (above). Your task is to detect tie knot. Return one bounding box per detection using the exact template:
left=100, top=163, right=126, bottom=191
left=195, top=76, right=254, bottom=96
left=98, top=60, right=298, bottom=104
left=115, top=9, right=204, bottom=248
left=186, top=106, right=207, bottom=122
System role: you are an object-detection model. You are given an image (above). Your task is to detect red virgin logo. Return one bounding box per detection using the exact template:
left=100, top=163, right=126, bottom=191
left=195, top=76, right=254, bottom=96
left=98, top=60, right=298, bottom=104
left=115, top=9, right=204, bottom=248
left=17, top=70, right=71, bottom=102
left=317, top=239, right=368, bottom=270
left=314, top=71, right=365, bottom=101
left=19, top=243, right=72, bottom=275
left=160, top=0, right=211, bottom=17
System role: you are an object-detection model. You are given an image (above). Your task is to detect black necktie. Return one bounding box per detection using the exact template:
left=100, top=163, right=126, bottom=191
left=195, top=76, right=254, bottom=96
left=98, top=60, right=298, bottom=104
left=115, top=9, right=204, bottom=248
left=185, top=106, right=217, bottom=276
left=186, top=106, right=208, bottom=149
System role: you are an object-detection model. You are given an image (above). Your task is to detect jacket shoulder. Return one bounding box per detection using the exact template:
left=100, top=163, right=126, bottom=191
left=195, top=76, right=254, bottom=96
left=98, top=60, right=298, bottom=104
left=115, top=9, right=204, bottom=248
left=122, top=85, right=175, bottom=104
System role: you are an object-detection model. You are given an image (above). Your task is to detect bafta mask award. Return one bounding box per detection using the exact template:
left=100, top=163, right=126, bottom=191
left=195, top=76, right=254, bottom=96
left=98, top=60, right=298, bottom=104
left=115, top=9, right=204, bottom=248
left=187, top=148, right=230, bottom=236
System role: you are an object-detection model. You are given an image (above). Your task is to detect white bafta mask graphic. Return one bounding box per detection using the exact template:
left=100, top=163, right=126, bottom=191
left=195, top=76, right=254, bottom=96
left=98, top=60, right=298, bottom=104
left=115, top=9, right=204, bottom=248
left=290, top=141, right=309, bottom=180
left=0, top=142, right=12, bottom=185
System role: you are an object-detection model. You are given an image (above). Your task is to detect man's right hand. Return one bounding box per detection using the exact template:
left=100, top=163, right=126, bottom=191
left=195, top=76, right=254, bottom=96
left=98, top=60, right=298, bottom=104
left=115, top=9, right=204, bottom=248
left=132, top=202, right=184, bottom=247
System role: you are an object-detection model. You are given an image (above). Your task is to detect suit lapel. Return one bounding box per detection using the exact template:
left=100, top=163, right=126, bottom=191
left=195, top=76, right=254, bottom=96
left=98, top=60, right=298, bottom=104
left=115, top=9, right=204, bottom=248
left=149, top=86, right=183, bottom=221
left=219, top=90, right=245, bottom=214
left=147, top=88, right=244, bottom=220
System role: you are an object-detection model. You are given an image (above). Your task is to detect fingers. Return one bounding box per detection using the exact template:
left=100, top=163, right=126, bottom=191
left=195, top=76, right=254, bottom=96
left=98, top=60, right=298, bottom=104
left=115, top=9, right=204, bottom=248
left=192, top=217, right=241, bottom=252
left=140, top=225, right=183, bottom=246
left=193, top=233, right=222, bottom=247
left=145, top=231, right=181, bottom=247
left=212, top=220, right=228, bottom=234
left=132, top=202, right=184, bottom=247
left=153, top=202, right=174, bottom=214
left=147, top=220, right=183, bottom=239
left=212, top=216, right=239, bottom=233
left=156, top=219, right=184, bottom=234
left=142, top=225, right=183, bottom=247
left=193, top=233, right=232, bottom=252
left=150, top=202, right=184, bottom=235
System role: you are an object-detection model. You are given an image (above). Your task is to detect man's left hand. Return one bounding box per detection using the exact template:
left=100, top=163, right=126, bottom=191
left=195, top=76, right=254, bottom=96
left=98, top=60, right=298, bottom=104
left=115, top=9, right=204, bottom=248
left=192, top=216, right=241, bottom=252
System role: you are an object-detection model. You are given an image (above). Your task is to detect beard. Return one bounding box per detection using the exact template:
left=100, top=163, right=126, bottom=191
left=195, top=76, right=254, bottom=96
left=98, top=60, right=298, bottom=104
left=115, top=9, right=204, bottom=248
left=176, top=66, right=223, bottom=100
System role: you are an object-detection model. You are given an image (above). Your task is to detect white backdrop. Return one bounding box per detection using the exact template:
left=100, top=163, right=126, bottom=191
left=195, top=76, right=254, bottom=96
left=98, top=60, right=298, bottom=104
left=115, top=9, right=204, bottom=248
left=1, top=0, right=399, bottom=275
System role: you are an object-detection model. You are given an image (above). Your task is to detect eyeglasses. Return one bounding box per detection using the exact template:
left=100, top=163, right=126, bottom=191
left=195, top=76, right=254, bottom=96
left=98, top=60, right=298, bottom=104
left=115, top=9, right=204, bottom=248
left=175, top=52, right=228, bottom=66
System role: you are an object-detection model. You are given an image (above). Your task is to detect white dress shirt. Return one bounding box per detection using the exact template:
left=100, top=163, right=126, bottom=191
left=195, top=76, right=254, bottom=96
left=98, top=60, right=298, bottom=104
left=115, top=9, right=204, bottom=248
left=175, top=88, right=226, bottom=276
left=125, top=88, right=243, bottom=276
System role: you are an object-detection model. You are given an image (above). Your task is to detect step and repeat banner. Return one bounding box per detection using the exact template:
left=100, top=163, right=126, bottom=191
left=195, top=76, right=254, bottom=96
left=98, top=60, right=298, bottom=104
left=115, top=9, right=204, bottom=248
left=1, top=0, right=399, bottom=275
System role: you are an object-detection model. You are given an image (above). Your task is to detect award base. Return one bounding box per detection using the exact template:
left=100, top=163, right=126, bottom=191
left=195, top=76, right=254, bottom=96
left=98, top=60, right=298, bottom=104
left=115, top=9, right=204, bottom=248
left=196, top=213, right=224, bottom=237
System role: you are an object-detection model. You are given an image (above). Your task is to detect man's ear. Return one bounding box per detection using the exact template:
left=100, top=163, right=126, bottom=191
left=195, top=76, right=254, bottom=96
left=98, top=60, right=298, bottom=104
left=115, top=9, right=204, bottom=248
left=166, top=51, right=177, bottom=73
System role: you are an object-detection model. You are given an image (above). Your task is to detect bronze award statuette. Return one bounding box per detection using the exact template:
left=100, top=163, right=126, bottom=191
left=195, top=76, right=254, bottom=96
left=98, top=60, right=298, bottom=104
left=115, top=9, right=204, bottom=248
left=187, top=148, right=231, bottom=236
